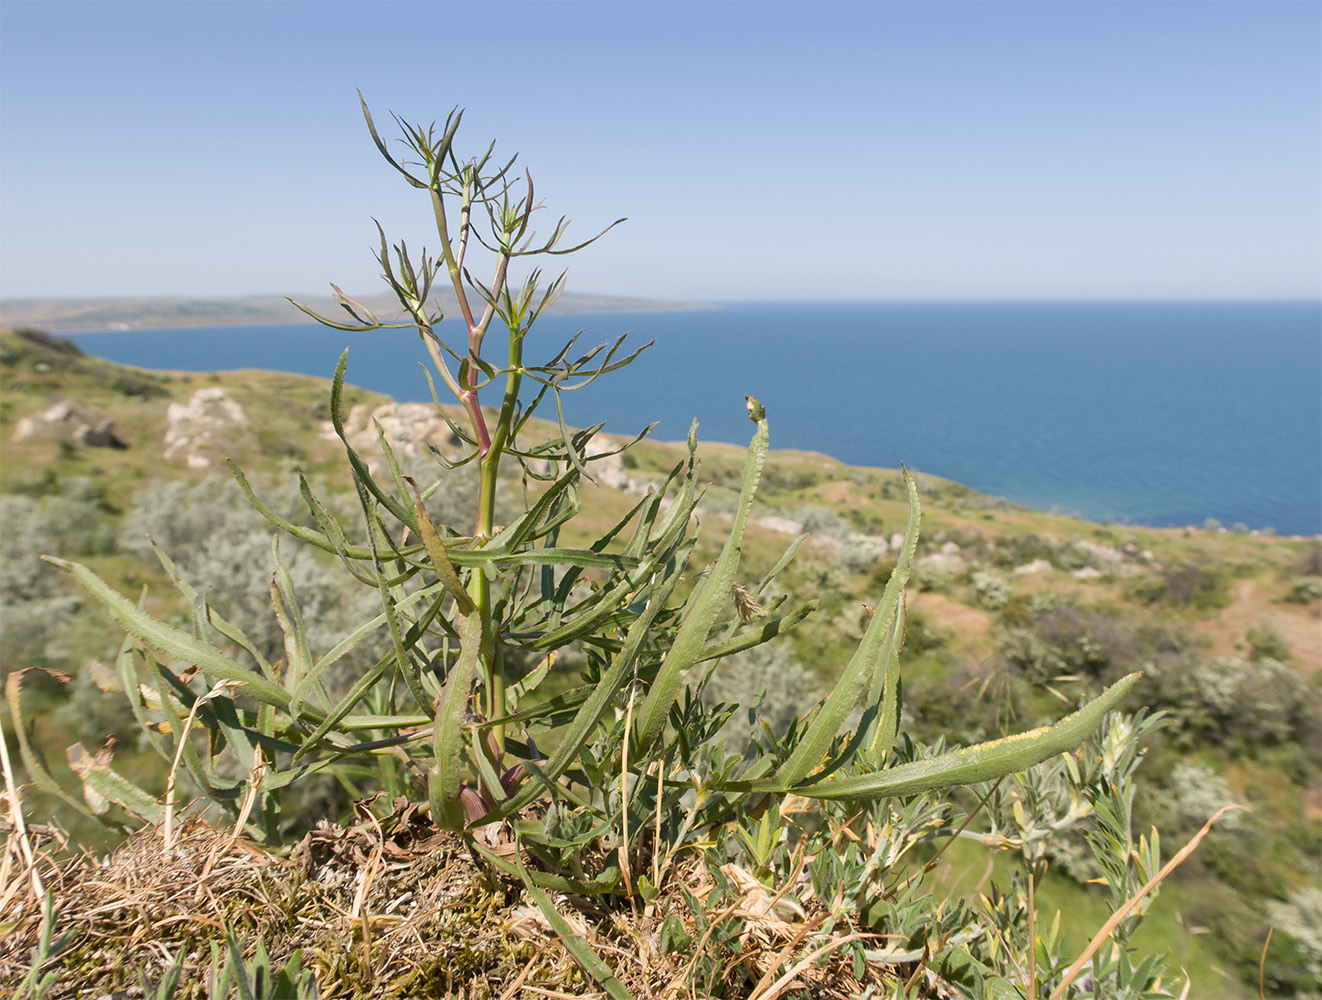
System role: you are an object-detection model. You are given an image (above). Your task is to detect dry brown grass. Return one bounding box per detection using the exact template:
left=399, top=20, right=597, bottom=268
left=1, top=795, right=917, bottom=999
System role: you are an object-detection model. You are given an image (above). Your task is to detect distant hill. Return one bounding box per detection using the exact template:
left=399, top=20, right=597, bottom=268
left=0, top=290, right=716, bottom=333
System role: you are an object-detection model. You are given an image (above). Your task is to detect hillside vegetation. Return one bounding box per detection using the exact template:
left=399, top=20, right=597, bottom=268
left=2, top=325, right=1318, bottom=997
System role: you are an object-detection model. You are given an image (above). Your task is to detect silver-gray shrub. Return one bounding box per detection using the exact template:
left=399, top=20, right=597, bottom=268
left=2, top=477, right=115, bottom=600
left=1149, top=760, right=1245, bottom=836
left=703, top=642, right=824, bottom=753
left=118, top=476, right=386, bottom=684
left=0, top=485, right=112, bottom=671
left=2, top=494, right=62, bottom=603
left=1265, top=885, right=1322, bottom=987
left=1148, top=653, right=1317, bottom=748
left=796, top=504, right=852, bottom=540
left=969, top=568, right=1011, bottom=610
left=835, top=532, right=889, bottom=575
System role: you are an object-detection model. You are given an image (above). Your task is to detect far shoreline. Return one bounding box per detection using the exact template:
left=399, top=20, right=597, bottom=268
left=0, top=294, right=721, bottom=335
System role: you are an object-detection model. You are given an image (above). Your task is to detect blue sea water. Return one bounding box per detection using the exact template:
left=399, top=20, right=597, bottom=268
left=66, top=301, right=1322, bottom=536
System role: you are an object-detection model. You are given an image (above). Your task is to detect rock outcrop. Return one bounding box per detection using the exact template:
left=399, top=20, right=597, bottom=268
left=320, top=403, right=462, bottom=476
left=757, top=515, right=805, bottom=536
left=584, top=435, right=636, bottom=491
left=11, top=399, right=126, bottom=449
left=163, top=387, right=248, bottom=468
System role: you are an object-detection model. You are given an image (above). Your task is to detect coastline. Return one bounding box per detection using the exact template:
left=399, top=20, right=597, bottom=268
left=37, top=300, right=1322, bottom=538
left=0, top=292, right=719, bottom=335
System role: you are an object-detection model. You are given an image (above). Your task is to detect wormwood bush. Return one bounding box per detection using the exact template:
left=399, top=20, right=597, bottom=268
left=118, top=476, right=388, bottom=676
left=0, top=482, right=115, bottom=674
left=970, top=568, right=1012, bottom=610
left=1126, top=558, right=1232, bottom=612
left=1146, top=653, right=1317, bottom=750
left=702, top=642, right=824, bottom=753
left=22, top=97, right=1194, bottom=998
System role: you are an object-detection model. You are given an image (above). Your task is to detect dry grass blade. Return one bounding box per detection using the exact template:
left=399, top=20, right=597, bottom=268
left=1259, top=926, right=1274, bottom=1000
left=498, top=954, right=540, bottom=1000
left=744, top=910, right=826, bottom=999
left=1049, top=804, right=1248, bottom=1000
left=748, top=931, right=876, bottom=1000
left=1, top=715, right=43, bottom=900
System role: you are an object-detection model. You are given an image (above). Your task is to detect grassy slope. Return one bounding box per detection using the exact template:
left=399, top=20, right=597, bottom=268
left=2, top=327, right=1317, bottom=996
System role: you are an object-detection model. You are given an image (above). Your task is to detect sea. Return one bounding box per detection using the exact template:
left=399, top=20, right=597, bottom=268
left=66, top=300, right=1322, bottom=537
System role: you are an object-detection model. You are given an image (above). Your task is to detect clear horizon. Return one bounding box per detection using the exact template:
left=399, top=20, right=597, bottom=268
left=2, top=1, right=1319, bottom=302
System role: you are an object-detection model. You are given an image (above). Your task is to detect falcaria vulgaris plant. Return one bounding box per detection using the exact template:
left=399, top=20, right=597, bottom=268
left=25, top=94, right=1176, bottom=996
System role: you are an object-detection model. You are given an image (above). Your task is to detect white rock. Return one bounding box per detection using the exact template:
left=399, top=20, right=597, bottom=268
left=344, top=402, right=460, bottom=461
left=1074, top=539, right=1125, bottom=563
left=584, top=435, right=634, bottom=491
left=322, top=402, right=462, bottom=476
left=916, top=551, right=967, bottom=577
left=12, top=399, right=124, bottom=448
left=757, top=516, right=805, bottom=536
left=163, top=387, right=248, bottom=467
left=1013, top=559, right=1054, bottom=575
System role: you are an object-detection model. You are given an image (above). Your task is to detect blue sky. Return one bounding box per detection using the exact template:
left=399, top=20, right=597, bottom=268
left=1, top=0, right=1318, bottom=301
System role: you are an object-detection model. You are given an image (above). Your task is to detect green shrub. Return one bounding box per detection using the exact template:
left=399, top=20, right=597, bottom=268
left=987, top=532, right=1060, bottom=570
left=13, top=327, right=82, bottom=355
left=969, top=568, right=1011, bottom=610
left=1127, top=559, right=1233, bottom=612
left=1285, top=575, right=1322, bottom=604
left=1247, top=620, right=1292, bottom=662
left=1146, top=653, right=1318, bottom=750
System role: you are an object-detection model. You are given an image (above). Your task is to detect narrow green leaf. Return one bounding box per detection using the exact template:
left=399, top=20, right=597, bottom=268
left=507, top=651, right=554, bottom=707
left=858, top=600, right=905, bottom=756
left=230, top=460, right=370, bottom=560
left=149, top=536, right=275, bottom=680
left=410, top=482, right=476, bottom=614
left=46, top=557, right=295, bottom=712
left=330, top=351, right=418, bottom=533
left=772, top=467, right=920, bottom=786
left=114, top=638, right=175, bottom=766
left=271, top=538, right=316, bottom=715
left=511, top=863, right=633, bottom=999
left=694, top=601, right=818, bottom=663
left=733, top=672, right=1142, bottom=801
left=430, top=613, right=484, bottom=831
left=525, top=536, right=691, bottom=652
left=149, top=668, right=233, bottom=799
left=485, top=574, right=679, bottom=823
left=757, top=532, right=807, bottom=594
left=66, top=741, right=166, bottom=823
left=358, top=89, right=430, bottom=189
left=469, top=836, right=621, bottom=894
left=354, top=475, right=434, bottom=719
left=634, top=397, right=769, bottom=750
left=487, top=682, right=595, bottom=728
left=298, top=474, right=377, bottom=585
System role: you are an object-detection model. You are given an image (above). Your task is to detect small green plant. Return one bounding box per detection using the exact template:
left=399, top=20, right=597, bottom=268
left=205, top=934, right=320, bottom=1000
left=11, top=894, right=65, bottom=1000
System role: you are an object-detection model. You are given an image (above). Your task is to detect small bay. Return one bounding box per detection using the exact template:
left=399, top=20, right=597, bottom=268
left=67, top=300, right=1321, bottom=536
